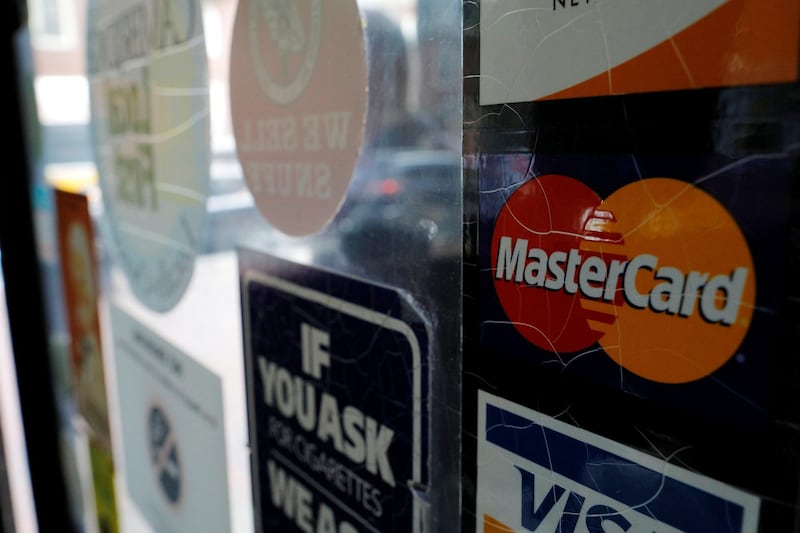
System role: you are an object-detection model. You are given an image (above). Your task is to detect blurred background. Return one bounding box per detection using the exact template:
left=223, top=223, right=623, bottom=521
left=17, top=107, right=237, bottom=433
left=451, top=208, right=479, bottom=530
left=1, top=0, right=462, bottom=531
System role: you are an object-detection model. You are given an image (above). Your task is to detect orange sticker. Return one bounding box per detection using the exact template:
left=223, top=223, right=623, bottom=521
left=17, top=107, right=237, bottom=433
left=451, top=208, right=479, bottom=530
left=54, top=189, right=113, bottom=437
left=546, top=0, right=800, bottom=101
left=481, top=0, right=800, bottom=104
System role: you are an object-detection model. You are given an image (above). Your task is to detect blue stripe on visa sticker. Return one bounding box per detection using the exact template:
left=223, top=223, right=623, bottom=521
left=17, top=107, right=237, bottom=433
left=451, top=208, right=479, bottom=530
left=476, top=391, right=760, bottom=533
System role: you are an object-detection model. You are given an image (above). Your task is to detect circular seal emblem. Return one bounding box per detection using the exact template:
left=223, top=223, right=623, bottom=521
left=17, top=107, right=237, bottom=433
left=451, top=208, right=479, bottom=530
left=249, top=0, right=322, bottom=105
left=87, top=0, right=210, bottom=312
left=230, top=0, right=367, bottom=236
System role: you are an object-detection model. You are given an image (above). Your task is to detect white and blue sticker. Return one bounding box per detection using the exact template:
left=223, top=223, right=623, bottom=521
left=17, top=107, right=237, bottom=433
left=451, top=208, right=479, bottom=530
left=476, top=391, right=760, bottom=533
left=240, top=250, right=429, bottom=532
left=111, top=305, right=230, bottom=532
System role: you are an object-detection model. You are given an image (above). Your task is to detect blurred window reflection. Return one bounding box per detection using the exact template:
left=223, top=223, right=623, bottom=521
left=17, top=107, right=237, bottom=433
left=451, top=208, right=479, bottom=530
left=28, top=0, right=78, bottom=49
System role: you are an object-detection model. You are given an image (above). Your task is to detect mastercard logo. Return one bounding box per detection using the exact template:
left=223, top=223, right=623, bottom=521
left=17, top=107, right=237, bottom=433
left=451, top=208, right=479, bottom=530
left=491, top=175, right=755, bottom=384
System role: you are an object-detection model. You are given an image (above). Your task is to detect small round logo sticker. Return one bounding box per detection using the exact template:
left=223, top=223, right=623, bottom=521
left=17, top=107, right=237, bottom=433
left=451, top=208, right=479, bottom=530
left=492, top=175, right=755, bottom=384
left=230, top=0, right=367, bottom=236
left=87, top=0, right=210, bottom=312
left=148, top=404, right=181, bottom=506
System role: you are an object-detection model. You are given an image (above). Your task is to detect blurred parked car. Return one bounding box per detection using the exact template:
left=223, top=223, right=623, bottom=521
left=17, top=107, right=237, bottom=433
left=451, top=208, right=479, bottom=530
left=339, top=149, right=461, bottom=267
left=202, top=148, right=269, bottom=254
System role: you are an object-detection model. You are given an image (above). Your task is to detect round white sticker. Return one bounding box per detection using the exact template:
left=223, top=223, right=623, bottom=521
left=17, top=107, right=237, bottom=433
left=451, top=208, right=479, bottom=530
left=229, top=0, right=367, bottom=237
left=87, top=0, right=210, bottom=312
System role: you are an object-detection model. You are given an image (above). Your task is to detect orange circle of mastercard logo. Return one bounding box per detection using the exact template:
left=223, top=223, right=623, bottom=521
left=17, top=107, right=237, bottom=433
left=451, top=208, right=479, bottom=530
left=491, top=175, right=755, bottom=384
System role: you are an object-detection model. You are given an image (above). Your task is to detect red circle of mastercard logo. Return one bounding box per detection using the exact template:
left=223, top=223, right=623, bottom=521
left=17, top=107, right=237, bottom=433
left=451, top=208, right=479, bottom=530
left=491, top=175, right=755, bottom=384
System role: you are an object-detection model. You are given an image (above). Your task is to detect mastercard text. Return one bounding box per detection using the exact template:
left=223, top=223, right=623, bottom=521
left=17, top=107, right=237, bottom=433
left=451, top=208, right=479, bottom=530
left=495, top=236, right=749, bottom=326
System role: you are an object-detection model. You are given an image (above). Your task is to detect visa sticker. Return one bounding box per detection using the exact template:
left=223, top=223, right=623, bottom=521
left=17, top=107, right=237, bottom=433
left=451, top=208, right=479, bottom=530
left=476, top=390, right=760, bottom=533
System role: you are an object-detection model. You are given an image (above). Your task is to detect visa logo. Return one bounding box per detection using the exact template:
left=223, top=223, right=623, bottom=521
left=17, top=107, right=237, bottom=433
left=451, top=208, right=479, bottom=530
left=476, top=391, right=760, bottom=533
left=492, top=466, right=681, bottom=533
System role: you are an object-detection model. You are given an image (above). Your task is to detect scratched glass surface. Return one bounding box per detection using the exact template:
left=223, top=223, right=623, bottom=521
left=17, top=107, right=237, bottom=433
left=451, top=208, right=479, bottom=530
left=463, top=1, right=800, bottom=530
left=239, top=252, right=432, bottom=532
left=28, top=0, right=462, bottom=532
left=475, top=151, right=788, bottom=425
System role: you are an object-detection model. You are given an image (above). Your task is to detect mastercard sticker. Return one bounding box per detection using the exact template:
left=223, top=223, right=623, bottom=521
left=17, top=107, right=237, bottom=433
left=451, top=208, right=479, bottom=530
left=479, top=153, right=792, bottom=423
